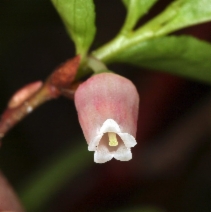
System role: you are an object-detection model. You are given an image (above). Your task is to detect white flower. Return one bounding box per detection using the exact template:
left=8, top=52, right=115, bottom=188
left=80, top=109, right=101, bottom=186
left=88, top=119, right=137, bottom=163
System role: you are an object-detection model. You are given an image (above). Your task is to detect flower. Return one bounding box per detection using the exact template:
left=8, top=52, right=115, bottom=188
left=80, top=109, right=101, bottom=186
left=74, top=73, right=139, bottom=163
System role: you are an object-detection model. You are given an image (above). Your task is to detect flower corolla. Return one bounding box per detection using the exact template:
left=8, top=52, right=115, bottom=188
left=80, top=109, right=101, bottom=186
left=75, top=73, right=139, bottom=163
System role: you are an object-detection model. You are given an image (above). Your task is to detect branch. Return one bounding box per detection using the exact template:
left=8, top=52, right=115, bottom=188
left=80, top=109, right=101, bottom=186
left=0, top=56, right=80, bottom=141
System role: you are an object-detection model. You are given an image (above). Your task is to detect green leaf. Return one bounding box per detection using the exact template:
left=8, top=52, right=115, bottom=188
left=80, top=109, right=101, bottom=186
left=51, top=0, right=96, bottom=57
left=114, top=35, right=211, bottom=83
left=121, top=0, right=158, bottom=31
left=139, top=0, right=211, bottom=36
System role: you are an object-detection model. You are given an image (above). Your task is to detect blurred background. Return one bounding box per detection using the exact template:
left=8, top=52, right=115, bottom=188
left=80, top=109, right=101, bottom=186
left=0, top=0, right=211, bottom=211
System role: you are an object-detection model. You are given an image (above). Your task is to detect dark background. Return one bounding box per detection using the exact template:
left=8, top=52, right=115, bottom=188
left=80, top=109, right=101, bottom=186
left=0, top=0, right=211, bottom=211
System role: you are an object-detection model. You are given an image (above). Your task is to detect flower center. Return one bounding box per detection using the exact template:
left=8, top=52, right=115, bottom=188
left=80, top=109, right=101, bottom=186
left=108, top=132, right=118, bottom=146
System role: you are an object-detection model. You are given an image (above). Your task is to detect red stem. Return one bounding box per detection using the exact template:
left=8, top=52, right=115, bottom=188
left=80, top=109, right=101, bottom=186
left=0, top=56, right=80, bottom=141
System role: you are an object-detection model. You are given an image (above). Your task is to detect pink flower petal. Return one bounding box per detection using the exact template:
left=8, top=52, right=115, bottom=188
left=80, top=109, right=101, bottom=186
left=75, top=73, right=139, bottom=163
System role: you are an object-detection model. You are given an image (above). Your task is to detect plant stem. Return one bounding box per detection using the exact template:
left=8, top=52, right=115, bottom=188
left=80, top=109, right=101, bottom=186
left=92, top=30, right=154, bottom=64
left=0, top=56, right=80, bottom=141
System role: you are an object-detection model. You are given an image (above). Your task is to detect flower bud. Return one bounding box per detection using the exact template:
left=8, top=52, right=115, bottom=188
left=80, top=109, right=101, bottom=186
left=75, top=73, right=139, bottom=163
left=8, top=81, right=43, bottom=109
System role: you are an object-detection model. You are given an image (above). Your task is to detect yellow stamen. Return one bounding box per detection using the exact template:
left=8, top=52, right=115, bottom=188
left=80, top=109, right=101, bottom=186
left=108, top=132, right=118, bottom=146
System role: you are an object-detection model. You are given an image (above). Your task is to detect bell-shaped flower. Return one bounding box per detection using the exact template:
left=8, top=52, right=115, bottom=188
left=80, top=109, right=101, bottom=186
left=74, top=73, right=139, bottom=163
